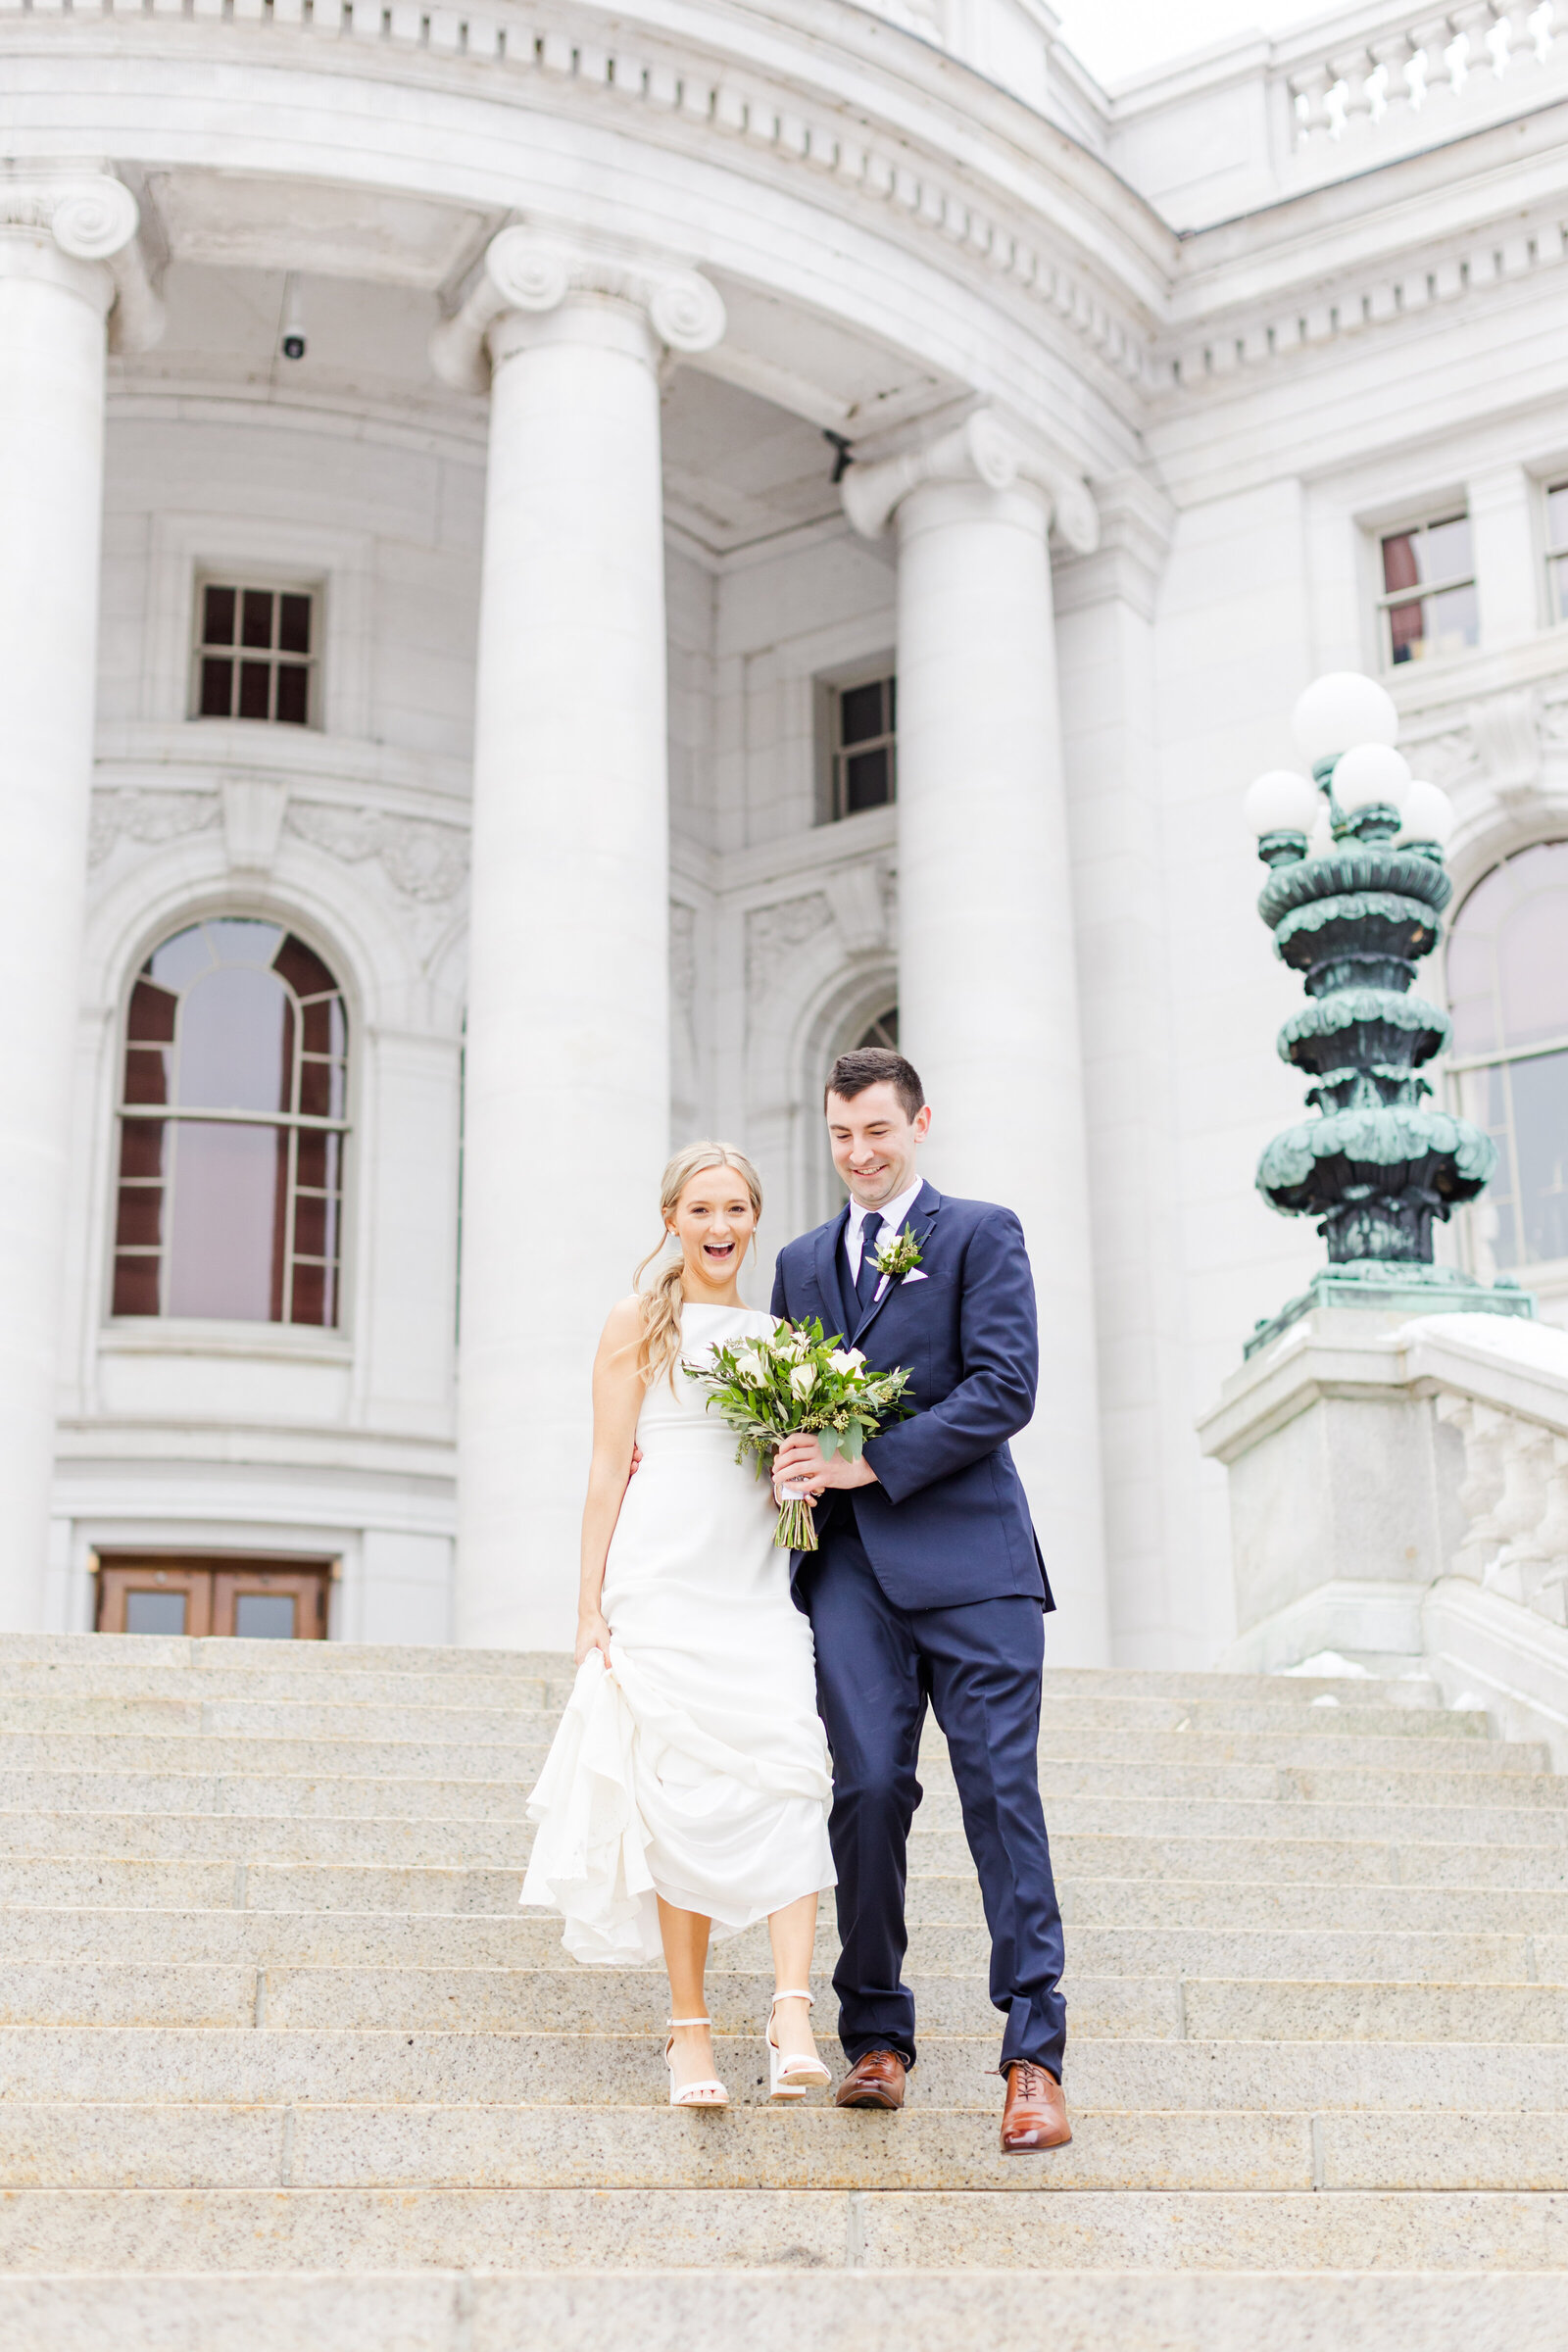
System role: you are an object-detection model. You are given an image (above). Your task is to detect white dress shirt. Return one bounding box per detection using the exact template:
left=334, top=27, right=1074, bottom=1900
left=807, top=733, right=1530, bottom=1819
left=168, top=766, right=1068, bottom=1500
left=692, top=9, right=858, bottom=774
left=845, top=1177, right=925, bottom=1286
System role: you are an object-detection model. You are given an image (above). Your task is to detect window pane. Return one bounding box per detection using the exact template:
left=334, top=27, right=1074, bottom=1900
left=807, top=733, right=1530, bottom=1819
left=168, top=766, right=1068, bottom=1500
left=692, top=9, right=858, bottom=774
left=292, top=1191, right=338, bottom=1260
left=234, top=1592, right=296, bottom=1639
left=1425, top=580, right=1479, bottom=659
left=1550, top=550, right=1568, bottom=626
left=240, top=589, right=274, bottom=651
left=176, top=966, right=293, bottom=1113
left=147, top=923, right=220, bottom=993
left=278, top=594, right=312, bottom=656
left=274, top=936, right=337, bottom=1000
left=199, top=658, right=233, bottom=717
left=840, top=681, right=885, bottom=746
left=115, top=1186, right=163, bottom=1250
left=1421, top=514, right=1472, bottom=581
left=126, top=979, right=177, bottom=1046
left=238, top=660, right=271, bottom=720
left=295, top=1128, right=342, bottom=1193
left=205, top=919, right=283, bottom=972
left=291, top=1259, right=335, bottom=1327
left=124, top=1591, right=188, bottom=1635
left=1511, top=1050, right=1568, bottom=1262
left=845, top=746, right=891, bottom=811
left=298, top=1056, right=345, bottom=1119
left=1496, top=887, right=1568, bottom=1050
left=166, top=1121, right=282, bottom=1319
left=1381, top=532, right=1420, bottom=594
left=274, top=663, right=309, bottom=726
left=123, top=1045, right=170, bottom=1106
left=858, top=1006, right=900, bottom=1051
left=1548, top=484, right=1568, bottom=553
left=117, top=1118, right=166, bottom=1183
left=1388, top=601, right=1425, bottom=663
left=201, top=586, right=236, bottom=647
left=112, top=1253, right=162, bottom=1316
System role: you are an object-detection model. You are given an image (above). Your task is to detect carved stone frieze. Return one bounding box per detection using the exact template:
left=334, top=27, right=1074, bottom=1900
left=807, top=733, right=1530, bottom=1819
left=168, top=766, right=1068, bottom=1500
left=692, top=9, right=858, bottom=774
left=745, top=891, right=834, bottom=1001
left=88, top=788, right=220, bottom=868
left=285, top=802, right=469, bottom=902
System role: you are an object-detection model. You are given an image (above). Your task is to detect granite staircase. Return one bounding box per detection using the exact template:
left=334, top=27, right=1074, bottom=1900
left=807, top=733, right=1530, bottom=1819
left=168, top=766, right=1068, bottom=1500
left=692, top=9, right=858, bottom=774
left=0, top=1631, right=1563, bottom=2347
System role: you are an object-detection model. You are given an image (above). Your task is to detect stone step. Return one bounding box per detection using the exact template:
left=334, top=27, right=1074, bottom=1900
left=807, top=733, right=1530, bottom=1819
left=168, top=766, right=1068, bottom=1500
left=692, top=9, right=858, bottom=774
left=1, top=1759, right=1554, bottom=1824
left=1, top=1907, right=1555, bottom=1985
left=4, top=1798, right=1564, bottom=1868
left=4, top=1961, right=1564, bottom=2038
left=4, top=2099, right=1568, bottom=2193
left=0, top=1724, right=1515, bottom=1778
left=0, top=2185, right=1559, bottom=2273
left=0, top=2269, right=1555, bottom=2352
left=3, top=1855, right=1566, bottom=1931
left=4, top=2027, right=1563, bottom=2113
left=0, top=1638, right=1447, bottom=1708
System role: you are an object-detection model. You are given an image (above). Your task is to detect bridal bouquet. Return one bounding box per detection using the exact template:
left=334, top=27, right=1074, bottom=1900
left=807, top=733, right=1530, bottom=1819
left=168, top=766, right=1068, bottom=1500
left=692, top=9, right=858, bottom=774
left=685, top=1318, right=913, bottom=1552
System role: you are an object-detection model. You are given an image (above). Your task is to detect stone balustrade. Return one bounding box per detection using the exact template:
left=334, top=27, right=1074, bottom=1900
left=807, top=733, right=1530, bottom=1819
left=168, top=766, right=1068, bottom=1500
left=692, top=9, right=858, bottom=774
left=1282, top=0, right=1559, bottom=150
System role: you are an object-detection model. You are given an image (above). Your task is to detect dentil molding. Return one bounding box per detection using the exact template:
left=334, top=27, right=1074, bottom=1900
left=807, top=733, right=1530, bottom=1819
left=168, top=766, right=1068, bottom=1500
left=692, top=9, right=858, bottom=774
left=430, top=226, right=726, bottom=393
left=0, top=172, right=164, bottom=351
left=842, top=408, right=1100, bottom=555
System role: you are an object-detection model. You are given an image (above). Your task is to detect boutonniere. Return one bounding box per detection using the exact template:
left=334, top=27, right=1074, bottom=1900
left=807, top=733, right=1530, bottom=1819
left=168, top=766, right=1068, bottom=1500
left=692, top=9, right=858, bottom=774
left=872, top=1224, right=924, bottom=1282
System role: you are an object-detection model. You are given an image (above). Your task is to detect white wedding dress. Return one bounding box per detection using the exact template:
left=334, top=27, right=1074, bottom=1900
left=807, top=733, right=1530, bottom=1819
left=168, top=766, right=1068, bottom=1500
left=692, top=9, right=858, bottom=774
left=520, top=1303, right=836, bottom=1965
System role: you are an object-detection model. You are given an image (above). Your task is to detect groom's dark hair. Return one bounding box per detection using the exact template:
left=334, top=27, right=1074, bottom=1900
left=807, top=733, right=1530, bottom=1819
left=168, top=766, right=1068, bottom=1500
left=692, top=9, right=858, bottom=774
left=825, top=1048, right=925, bottom=1123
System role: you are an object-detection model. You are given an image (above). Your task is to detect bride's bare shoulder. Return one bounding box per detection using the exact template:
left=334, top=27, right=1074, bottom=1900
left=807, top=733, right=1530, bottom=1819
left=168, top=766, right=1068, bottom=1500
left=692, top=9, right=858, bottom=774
left=600, top=1294, right=645, bottom=1348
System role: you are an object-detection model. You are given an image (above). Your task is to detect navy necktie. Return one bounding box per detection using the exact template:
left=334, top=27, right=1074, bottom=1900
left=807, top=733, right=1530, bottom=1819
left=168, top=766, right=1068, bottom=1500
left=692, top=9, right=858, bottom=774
left=855, top=1213, right=884, bottom=1313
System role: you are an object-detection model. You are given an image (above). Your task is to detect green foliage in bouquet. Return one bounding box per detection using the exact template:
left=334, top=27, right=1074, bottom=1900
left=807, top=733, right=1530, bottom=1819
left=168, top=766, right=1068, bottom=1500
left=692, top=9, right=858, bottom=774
left=684, top=1317, right=914, bottom=1551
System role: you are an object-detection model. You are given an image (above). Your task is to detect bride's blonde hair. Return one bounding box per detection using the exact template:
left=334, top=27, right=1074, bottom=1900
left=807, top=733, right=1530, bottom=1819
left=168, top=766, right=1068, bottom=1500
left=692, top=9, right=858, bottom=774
left=634, top=1141, right=764, bottom=1389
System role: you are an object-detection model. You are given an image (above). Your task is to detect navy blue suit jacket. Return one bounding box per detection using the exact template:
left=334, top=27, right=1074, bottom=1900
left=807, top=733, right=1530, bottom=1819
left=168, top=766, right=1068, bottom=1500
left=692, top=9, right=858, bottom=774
left=770, top=1181, right=1053, bottom=1615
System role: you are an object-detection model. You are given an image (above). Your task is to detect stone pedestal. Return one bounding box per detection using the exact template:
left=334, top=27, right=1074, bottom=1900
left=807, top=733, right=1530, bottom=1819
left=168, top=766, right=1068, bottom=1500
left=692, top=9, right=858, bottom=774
left=0, top=180, right=139, bottom=1628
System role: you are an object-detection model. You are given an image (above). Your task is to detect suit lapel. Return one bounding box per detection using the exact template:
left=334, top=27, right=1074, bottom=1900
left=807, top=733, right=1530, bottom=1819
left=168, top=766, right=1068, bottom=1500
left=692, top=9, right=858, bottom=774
left=851, top=1182, right=943, bottom=1348
left=811, top=1203, right=854, bottom=1345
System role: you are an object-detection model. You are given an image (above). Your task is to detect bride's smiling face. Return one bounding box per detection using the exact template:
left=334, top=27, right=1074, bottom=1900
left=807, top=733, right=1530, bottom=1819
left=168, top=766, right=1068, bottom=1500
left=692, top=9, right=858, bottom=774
left=669, top=1165, right=759, bottom=1298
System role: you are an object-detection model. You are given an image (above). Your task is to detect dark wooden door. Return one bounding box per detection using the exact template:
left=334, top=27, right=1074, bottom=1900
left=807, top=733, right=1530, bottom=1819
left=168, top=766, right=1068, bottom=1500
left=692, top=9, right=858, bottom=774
left=96, top=1555, right=331, bottom=1639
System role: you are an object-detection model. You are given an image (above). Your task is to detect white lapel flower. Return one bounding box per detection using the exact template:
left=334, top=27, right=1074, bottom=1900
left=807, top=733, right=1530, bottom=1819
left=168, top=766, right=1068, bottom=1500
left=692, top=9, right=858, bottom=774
left=871, top=1224, right=924, bottom=1282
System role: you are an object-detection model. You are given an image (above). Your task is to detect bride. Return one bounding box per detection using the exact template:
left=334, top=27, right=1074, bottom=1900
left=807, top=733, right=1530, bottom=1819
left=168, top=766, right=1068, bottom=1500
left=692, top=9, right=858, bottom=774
left=521, top=1142, right=836, bottom=2107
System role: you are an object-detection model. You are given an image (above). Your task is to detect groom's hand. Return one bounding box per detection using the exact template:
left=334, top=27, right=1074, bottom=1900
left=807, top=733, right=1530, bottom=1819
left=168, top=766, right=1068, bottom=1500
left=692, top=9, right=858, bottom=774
left=774, top=1432, right=877, bottom=1496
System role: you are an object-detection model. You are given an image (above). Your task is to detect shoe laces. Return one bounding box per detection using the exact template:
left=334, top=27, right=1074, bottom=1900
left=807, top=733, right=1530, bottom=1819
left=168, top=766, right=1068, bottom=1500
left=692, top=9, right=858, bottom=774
left=1013, top=2062, right=1051, bottom=2099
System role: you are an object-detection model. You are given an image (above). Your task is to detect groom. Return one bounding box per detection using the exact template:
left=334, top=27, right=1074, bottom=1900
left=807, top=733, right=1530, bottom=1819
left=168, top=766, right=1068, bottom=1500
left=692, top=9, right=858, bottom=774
left=771, top=1047, right=1070, bottom=2153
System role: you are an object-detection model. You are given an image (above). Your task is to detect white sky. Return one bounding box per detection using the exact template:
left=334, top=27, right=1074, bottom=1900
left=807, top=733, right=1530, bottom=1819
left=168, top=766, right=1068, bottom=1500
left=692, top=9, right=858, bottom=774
left=1054, top=0, right=1329, bottom=87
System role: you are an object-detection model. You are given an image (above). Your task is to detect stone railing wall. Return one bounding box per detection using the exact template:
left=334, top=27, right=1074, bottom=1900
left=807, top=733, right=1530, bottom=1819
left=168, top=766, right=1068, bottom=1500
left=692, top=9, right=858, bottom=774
left=1437, top=1387, right=1568, bottom=1629
left=1281, top=0, right=1560, bottom=151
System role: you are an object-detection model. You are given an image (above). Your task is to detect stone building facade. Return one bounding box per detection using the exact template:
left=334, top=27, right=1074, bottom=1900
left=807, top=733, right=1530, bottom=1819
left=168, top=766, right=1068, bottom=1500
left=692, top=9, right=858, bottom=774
left=3, top=0, right=1567, bottom=1665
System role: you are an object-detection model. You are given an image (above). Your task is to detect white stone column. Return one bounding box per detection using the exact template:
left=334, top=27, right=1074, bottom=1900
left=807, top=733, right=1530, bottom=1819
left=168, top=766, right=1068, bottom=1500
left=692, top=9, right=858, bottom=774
left=845, top=411, right=1111, bottom=1663
left=0, top=177, right=143, bottom=1630
left=437, top=233, right=724, bottom=1649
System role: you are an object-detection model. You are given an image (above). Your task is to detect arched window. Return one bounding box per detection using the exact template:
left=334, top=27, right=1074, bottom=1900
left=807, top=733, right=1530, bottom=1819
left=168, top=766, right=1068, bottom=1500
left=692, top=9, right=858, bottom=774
left=112, top=918, right=349, bottom=1326
left=856, top=1004, right=900, bottom=1053
left=1446, top=842, right=1568, bottom=1275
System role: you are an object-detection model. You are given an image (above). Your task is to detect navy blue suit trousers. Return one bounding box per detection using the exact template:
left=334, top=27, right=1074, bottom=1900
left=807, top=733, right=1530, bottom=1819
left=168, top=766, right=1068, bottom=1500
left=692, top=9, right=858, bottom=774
left=805, top=1510, right=1067, bottom=2082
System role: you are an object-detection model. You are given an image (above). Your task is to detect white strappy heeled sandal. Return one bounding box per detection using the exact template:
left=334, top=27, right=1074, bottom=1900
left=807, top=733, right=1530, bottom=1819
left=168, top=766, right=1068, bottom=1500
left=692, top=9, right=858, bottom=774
left=766, top=1988, right=832, bottom=2100
left=664, top=2016, right=729, bottom=2108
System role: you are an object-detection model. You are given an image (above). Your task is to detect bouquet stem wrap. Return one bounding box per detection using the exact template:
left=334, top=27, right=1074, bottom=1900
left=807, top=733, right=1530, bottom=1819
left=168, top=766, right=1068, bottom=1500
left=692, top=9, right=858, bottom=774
left=685, top=1317, right=914, bottom=1551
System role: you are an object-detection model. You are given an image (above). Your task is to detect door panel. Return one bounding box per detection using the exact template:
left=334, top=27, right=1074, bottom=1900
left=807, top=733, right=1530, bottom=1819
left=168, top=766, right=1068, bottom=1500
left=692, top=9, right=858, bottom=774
left=96, top=1556, right=330, bottom=1640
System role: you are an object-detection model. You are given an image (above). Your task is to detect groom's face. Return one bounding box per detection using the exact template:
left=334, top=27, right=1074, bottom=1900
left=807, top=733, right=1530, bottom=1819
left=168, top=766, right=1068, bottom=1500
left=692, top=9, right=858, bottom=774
left=825, top=1083, right=931, bottom=1209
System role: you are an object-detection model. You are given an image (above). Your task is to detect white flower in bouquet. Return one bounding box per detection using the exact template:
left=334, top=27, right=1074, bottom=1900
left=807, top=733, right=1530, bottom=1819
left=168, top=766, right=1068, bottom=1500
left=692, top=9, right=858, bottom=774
left=684, top=1316, right=914, bottom=1552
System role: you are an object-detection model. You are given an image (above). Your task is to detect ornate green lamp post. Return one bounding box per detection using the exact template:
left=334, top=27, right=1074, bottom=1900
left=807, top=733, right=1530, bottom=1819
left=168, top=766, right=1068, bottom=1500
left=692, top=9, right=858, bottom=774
left=1243, top=671, right=1534, bottom=1354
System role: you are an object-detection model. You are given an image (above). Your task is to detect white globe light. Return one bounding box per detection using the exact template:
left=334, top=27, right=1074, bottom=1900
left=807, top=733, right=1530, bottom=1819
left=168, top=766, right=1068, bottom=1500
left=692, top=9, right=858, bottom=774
left=1243, top=768, right=1320, bottom=837
left=1332, top=741, right=1411, bottom=812
left=1291, top=672, right=1399, bottom=764
left=1397, top=779, right=1456, bottom=848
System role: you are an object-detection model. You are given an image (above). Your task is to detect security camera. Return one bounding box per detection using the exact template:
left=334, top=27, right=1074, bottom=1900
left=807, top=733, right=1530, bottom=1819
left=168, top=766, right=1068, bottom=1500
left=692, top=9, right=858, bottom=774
left=279, top=274, right=306, bottom=363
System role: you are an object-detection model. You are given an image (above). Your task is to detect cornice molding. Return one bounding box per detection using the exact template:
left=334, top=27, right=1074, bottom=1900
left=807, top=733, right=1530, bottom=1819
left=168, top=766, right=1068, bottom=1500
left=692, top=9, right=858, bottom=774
left=842, top=407, right=1100, bottom=554
left=0, top=170, right=164, bottom=350
left=430, top=225, right=725, bottom=392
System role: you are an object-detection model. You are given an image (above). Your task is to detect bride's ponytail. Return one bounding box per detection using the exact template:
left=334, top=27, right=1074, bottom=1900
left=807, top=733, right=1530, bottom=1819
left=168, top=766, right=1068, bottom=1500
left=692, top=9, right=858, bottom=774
left=635, top=1141, right=764, bottom=1389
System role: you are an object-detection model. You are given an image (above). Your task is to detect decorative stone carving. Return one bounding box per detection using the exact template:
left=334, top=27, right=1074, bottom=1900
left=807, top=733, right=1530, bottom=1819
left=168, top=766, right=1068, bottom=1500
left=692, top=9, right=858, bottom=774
left=284, top=802, right=469, bottom=902
left=744, top=891, right=833, bottom=1001
left=1470, top=686, right=1543, bottom=807
left=824, top=861, right=889, bottom=956
left=0, top=173, right=163, bottom=352
left=88, top=789, right=220, bottom=868
left=1438, top=1392, right=1568, bottom=1628
left=220, top=776, right=289, bottom=875
left=430, top=226, right=726, bottom=393
left=1407, top=725, right=1481, bottom=793
left=841, top=408, right=1099, bottom=556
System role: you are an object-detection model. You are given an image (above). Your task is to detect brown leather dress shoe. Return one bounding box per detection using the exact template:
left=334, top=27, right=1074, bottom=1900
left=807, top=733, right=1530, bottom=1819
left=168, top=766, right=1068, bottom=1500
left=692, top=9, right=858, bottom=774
left=1000, top=2061, right=1071, bottom=2151
left=835, top=2049, right=907, bottom=2109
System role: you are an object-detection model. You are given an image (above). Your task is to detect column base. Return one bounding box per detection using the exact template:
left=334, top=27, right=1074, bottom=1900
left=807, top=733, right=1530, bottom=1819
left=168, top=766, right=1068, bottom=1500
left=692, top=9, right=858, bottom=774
left=1245, top=1261, right=1536, bottom=1358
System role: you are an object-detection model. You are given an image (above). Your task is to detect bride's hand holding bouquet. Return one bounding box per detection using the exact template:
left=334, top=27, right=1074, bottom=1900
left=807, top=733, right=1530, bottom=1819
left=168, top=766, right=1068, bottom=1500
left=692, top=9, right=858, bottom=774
left=685, top=1318, right=913, bottom=1550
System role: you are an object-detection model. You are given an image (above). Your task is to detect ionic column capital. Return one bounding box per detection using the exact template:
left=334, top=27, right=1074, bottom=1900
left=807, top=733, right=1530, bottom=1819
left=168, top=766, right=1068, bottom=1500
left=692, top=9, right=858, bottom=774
left=430, top=226, right=725, bottom=394
left=0, top=172, right=163, bottom=350
left=841, top=408, right=1099, bottom=557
